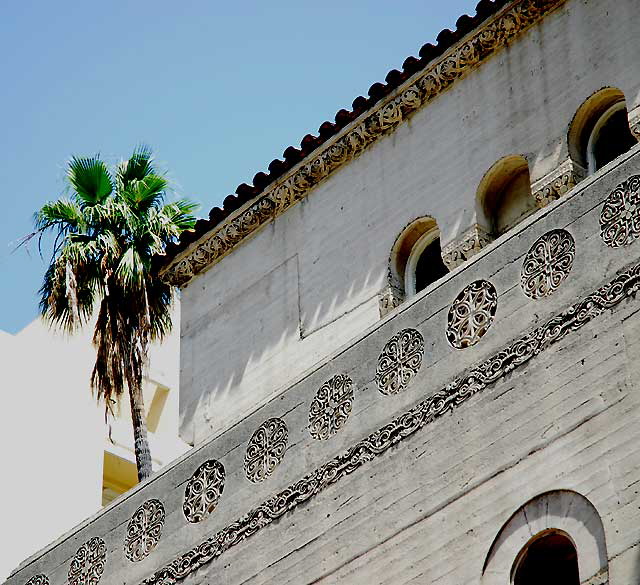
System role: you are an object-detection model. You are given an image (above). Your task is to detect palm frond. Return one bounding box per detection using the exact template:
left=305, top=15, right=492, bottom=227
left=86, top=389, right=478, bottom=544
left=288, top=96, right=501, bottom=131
left=116, top=145, right=154, bottom=188
left=68, top=156, right=113, bottom=207
left=120, top=175, right=167, bottom=214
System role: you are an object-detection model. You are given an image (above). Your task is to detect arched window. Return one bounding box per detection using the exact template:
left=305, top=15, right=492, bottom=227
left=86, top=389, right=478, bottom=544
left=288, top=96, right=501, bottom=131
left=388, top=217, right=449, bottom=304
left=477, top=155, right=536, bottom=237
left=405, top=229, right=448, bottom=295
left=569, top=88, right=637, bottom=175
left=482, top=491, right=608, bottom=585
left=512, top=531, right=579, bottom=585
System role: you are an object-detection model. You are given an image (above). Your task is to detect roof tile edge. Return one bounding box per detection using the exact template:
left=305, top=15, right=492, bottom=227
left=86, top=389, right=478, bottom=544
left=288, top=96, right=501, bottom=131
left=158, top=0, right=566, bottom=287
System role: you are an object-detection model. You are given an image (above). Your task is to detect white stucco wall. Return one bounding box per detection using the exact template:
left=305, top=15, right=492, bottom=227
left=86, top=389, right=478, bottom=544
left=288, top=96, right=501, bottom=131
left=0, top=311, right=187, bottom=582
left=179, top=0, right=640, bottom=444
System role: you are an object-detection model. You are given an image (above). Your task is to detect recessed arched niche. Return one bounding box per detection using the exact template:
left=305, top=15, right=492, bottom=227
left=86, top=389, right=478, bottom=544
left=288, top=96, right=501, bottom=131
left=477, top=155, right=536, bottom=238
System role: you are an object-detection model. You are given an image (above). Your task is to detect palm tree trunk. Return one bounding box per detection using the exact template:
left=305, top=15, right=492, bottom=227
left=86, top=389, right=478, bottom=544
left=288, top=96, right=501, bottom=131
left=129, top=381, right=153, bottom=481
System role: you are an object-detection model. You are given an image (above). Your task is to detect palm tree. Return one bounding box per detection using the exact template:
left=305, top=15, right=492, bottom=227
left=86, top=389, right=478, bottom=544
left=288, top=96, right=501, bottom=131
left=32, top=146, right=197, bottom=481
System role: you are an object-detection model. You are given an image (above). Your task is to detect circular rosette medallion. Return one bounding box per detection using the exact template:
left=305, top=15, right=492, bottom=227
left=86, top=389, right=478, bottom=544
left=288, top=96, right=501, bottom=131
left=521, top=229, right=575, bottom=299
left=446, top=280, right=498, bottom=349
left=308, top=374, right=354, bottom=440
left=600, top=175, right=640, bottom=247
left=244, top=418, right=288, bottom=483
left=183, top=459, right=226, bottom=523
left=375, top=328, right=425, bottom=395
left=68, top=537, right=107, bottom=585
left=124, top=499, right=165, bottom=562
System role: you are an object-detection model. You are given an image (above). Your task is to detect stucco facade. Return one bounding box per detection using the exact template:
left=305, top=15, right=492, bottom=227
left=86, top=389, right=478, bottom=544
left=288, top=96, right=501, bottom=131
left=7, top=0, right=640, bottom=584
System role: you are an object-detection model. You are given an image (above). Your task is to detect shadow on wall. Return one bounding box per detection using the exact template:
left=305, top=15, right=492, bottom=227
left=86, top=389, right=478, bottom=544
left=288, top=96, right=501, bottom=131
left=179, top=85, right=640, bottom=446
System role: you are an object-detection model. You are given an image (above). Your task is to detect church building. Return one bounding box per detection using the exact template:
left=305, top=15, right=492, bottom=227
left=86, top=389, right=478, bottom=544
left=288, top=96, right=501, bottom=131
left=8, top=0, right=640, bottom=583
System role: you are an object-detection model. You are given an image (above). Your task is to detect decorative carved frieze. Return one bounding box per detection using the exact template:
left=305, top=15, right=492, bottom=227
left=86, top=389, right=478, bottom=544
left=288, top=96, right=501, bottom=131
left=378, top=284, right=404, bottom=318
left=183, top=459, right=226, bottom=523
left=124, top=499, right=165, bottom=562
left=520, top=229, right=575, bottom=299
left=532, top=159, right=586, bottom=208
left=375, top=328, right=425, bottom=395
left=308, top=374, right=354, bottom=440
left=160, top=0, right=566, bottom=287
left=68, top=537, right=106, bottom=585
left=628, top=106, right=640, bottom=141
left=24, top=576, right=48, bottom=585
left=244, top=418, right=288, bottom=483
left=446, top=280, right=498, bottom=349
left=141, top=258, right=640, bottom=585
left=441, top=224, right=494, bottom=270
left=600, top=175, right=640, bottom=247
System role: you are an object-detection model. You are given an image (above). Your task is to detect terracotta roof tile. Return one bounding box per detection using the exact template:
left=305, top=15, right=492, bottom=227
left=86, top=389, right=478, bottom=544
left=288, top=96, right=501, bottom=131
left=157, top=0, right=509, bottom=272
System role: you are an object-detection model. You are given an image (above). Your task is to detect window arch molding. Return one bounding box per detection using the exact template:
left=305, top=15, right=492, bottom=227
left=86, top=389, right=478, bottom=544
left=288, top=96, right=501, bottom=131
left=481, top=490, right=608, bottom=585
left=568, top=87, right=637, bottom=175
left=386, top=216, right=448, bottom=306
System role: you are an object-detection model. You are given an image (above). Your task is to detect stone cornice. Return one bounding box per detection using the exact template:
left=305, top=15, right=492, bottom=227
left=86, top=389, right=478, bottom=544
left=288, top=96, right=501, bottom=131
left=160, top=0, right=566, bottom=287
left=142, top=257, right=640, bottom=585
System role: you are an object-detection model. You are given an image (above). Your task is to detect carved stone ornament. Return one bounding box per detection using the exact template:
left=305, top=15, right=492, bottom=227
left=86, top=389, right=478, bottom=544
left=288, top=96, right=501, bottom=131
left=521, top=229, right=575, bottom=299
left=183, top=459, right=226, bottom=523
left=68, top=537, right=106, bottom=585
left=600, top=175, right=640, bottom=248
left=142, top=259, right=640, bottom=585
left=532, top=159, right=586, bottom=208
left=375, top=328, right=425, bottom=395
left=25, top=575, right=49, bottom=585
left=124, top=499, right=165, bottom=562
left=309, top=374, right=354, bottom=440
left=160, top=0, right=565, bottom=287
left=441, top=224, right=494, bottom=270
left=244, top=418, right=288, bottom=483
left=446, top=280, right=498, bottom=349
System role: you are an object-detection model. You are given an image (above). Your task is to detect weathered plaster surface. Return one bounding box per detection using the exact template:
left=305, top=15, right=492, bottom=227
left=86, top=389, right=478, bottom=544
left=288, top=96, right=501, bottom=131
left=180, top=0, right=640, bottom=444
left=8, top=144, right=640, bottom=585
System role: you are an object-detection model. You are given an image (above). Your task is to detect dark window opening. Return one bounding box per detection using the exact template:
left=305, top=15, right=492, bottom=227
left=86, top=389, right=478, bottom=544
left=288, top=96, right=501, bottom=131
left=514, top=532, right=579, bottom=585
left=591, top=107, right=636, bottom=171
left=414, top=237, right=448, bottom=294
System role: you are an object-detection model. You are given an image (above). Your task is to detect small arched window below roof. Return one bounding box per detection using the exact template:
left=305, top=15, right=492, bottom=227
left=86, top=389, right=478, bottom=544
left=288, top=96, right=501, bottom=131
left=405, top=230, right=448, bottom=296
left=387, top=217, right=449, bottom=306
left=587, top=101, right=637, bottom=173
left=569, top=88, right=637, bottom=176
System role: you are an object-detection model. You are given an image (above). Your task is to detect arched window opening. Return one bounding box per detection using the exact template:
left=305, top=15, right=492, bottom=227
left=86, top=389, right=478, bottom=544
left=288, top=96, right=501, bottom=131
left=478, top=155, right=535, bottom=237
left=388, top=217, right=449, bottom=304
left=587, top=102, right=637, bottom=173
left=513, top=531, right=579, bottom=585
left=407, top=231, right=448, bottom=295
left=569, top=88, right=637, bottom=175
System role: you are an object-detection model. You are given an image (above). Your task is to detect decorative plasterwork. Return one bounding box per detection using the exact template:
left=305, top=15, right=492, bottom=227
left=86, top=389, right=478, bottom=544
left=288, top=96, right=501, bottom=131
left=532, top=159, right=586, bottom=208
left=68, top=537, right=107, bottom=585
left=244, top=418, right=289, bottom=483
left=600, top=175, right=640, bottom=247
left=183, top=459, right=226, bottom=523
left=24, top=576, right=48, bottom=585
left=520, top=229, right=575, bottom=299
left=628, top=106, right=640, bottom=141
left=124, top=499, right=166, bottom=562
left=160, top=0, right=565, bottom=287
left=375, top=328, right=425, bottom=395
left=308, top=374, right=354, bottom=440
left=141, top=259, right=640, bottom=585
left=446, top=280, right=498, bottom=349
left=442, top=224, right=494, bottom=270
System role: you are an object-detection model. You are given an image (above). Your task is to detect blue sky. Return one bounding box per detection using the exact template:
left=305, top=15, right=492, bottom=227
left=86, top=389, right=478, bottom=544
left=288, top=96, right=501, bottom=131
left=0, top=0, right=478, bottom=333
